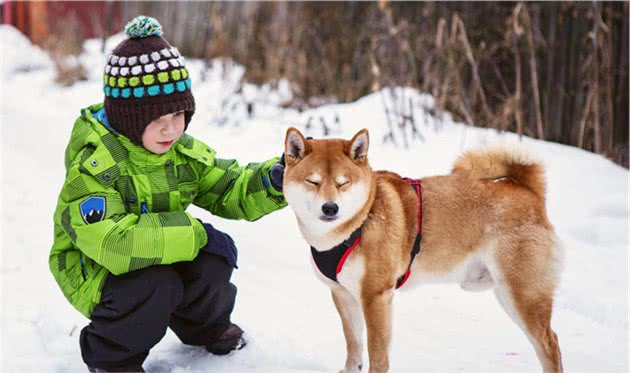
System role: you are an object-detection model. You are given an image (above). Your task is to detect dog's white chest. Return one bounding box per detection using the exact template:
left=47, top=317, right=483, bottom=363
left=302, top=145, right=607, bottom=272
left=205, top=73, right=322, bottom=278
left=310, top=254, right=365, bottom=299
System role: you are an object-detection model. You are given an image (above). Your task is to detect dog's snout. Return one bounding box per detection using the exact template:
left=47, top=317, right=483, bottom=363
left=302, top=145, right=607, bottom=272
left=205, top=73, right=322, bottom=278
left=322, top=202, right=339, bottom=216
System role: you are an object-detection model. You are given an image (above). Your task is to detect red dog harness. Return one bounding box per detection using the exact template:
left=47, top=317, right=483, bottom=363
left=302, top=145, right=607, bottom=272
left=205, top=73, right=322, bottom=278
left=310, top=178, right=423, bottom=289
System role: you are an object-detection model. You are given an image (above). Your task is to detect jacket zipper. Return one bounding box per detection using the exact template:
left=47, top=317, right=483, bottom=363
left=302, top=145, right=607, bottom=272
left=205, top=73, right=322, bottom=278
left=79, top=253, right=87, bottom=281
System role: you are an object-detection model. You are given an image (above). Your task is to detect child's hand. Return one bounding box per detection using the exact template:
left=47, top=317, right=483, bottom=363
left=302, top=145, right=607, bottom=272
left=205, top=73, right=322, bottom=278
left=197, top=219, right=238, bottom=268
left=269, top=153, right=285, bottom=192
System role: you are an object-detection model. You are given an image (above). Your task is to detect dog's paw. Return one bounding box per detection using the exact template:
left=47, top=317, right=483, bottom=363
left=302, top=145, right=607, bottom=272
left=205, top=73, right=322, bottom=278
left=339, top=364, right=362, bottom=373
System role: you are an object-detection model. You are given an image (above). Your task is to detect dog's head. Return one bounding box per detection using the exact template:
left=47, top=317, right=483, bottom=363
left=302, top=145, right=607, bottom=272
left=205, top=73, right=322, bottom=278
left=283, top=127, right=374, bottom=234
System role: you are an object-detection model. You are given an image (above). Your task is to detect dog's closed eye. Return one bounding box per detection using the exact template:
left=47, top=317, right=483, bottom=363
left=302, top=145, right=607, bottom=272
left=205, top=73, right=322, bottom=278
left=336, top=176, right=349, bottom=187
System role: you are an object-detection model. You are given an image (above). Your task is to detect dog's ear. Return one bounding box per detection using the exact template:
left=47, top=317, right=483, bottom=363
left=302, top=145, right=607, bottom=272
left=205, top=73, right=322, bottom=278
left=285, top=127, right=308, bottom=164
left=348, top=129, right=369, bottom=161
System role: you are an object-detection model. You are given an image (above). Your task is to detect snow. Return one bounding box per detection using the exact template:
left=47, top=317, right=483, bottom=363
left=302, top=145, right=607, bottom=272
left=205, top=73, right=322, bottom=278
left=0, top=25, right=52, bottom=76
left=1, top=25, right=628, bottom=372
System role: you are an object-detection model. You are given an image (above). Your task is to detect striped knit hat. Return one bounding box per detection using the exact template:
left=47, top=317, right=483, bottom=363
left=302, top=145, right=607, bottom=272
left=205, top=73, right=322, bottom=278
left=103, top=16, right=195, bottom=145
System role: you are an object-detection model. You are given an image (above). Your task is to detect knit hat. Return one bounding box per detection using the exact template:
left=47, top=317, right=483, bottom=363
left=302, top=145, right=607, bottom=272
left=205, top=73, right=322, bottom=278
left=103, top=16, right=195, bottom=145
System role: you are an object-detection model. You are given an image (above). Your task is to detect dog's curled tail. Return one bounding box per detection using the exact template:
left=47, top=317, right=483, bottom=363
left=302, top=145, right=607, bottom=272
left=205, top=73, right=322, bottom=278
left=452, top=145, right=546, bottom=200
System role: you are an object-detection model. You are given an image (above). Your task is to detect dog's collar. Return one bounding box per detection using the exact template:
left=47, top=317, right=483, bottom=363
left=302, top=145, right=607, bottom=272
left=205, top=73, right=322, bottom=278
left=310, top=178, right=423, bottom=289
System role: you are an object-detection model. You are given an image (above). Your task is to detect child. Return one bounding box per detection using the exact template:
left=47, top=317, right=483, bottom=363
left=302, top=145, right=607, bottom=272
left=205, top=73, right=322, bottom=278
left=49, top=16, right=286, bottom=373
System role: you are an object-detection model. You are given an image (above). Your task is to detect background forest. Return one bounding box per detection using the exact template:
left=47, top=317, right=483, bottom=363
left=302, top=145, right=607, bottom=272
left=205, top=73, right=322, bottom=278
left=7, top=1, right=629, bottom=166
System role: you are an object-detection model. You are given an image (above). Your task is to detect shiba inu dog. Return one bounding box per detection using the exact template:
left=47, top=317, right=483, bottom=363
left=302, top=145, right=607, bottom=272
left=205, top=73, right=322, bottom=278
left=282, top=127, right=563, bottom=373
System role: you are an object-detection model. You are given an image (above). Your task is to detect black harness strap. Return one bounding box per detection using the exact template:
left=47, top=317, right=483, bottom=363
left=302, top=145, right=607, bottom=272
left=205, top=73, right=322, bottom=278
left=395, top=178, right=423, bottom=288
left=311, top=229, right=362, bottom=283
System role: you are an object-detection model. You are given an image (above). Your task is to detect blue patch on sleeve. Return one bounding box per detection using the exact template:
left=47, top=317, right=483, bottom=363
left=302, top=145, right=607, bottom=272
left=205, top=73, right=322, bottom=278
left=79, top=196, right=106, bottom=224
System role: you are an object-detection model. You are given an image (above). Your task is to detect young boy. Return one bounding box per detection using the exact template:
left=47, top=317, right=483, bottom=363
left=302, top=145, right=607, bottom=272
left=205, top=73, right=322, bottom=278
left=49, top=16, right=286, bottom=373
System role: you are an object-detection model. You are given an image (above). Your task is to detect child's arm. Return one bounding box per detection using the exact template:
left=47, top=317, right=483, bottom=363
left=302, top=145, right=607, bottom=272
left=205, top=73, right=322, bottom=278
left=189, top=146, right=287, bottom=221
left=56, top=152, right=208, bottom=276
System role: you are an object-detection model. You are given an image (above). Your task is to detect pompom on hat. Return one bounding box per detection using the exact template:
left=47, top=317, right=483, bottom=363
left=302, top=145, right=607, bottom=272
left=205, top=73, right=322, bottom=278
left=103, top=16, right=195, bottom=146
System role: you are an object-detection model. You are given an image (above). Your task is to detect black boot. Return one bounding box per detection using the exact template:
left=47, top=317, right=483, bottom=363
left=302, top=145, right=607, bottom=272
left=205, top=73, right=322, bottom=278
left=205, top=323, right=247, bottom=355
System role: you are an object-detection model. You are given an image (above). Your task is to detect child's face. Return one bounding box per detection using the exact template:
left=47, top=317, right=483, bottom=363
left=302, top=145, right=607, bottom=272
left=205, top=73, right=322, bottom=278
left=142, top=111, right=186, bottom=154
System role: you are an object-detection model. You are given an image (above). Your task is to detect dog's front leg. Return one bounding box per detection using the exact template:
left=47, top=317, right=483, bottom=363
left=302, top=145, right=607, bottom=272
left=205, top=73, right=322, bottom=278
left=362, top=288, right=393, bottom=373
left=332, top=287, right=364, bottom=373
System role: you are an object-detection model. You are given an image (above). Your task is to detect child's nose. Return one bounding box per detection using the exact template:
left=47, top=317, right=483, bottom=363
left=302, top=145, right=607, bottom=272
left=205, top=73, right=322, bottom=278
left=161, top=120, right=177, bottom=135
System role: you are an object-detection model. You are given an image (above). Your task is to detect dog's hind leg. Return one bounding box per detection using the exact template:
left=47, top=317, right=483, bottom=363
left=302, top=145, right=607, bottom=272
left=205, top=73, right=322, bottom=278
left=332, top=287, right=365, bottom=373
left=490, top=240, right=563, bottom=373
left=361, top=288, right=394, bottom=373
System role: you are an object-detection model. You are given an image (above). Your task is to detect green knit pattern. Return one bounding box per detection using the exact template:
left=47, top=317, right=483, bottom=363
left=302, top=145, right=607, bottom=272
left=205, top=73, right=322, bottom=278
left=103, top=68, right=189, bottom=89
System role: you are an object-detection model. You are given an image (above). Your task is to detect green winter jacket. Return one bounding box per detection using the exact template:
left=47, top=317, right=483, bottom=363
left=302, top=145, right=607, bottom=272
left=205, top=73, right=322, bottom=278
left=50, top=103, right=286, bottom=318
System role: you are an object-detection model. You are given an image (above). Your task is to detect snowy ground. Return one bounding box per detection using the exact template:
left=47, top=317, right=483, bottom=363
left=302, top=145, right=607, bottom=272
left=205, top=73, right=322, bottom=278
left=1, top=26, right=628, bottom=372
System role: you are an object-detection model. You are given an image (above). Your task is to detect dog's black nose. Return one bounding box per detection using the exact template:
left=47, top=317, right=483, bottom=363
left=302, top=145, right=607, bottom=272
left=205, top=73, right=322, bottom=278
left=322, top=202, right=339, bottom=216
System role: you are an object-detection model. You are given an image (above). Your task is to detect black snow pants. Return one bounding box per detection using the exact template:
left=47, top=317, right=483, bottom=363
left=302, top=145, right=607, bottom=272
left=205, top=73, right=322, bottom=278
left=80, top=251, right=236, bottom=370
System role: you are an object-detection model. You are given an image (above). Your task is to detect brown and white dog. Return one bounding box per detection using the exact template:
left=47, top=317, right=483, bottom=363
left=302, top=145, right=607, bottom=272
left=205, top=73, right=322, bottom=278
left=282, top=127, right=563, bottom=373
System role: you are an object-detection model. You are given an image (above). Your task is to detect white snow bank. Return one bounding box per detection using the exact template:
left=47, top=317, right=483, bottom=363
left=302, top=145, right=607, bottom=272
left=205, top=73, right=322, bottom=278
left=0, top=25, right=52, bottom=76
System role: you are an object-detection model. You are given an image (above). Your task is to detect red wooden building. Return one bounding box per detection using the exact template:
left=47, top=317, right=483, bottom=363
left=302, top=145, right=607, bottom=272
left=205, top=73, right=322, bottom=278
left=1, top=1, right=123, bottom=45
